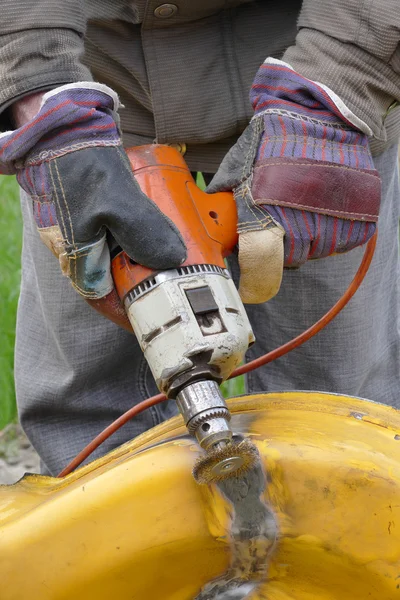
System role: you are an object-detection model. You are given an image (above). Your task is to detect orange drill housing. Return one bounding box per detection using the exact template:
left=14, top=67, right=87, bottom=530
left=111, top=145, right=237, bottom=300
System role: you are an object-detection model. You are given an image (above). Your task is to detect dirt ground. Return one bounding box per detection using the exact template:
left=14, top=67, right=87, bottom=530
left=0, top=424, right=40, bottom=485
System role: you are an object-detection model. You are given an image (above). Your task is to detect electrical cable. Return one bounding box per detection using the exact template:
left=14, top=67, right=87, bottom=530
left=58, top=233, right=377, bottom=477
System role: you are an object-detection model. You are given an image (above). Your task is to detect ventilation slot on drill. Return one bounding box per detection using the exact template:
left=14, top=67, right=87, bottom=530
left=125, top=264, right=230, bottom=307
left=142, top=316, right=182, bottom=344
left=177, top=264, right=228, bottom=278
left=126, top=277, right=158, bottom=303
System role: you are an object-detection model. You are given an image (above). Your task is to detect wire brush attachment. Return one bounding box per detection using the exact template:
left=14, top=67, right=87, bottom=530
left=193, top=438, right=260, bottom=485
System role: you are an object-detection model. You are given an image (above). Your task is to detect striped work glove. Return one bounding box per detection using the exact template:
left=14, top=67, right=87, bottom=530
left=208, top=59, right=381, bottom=303
left=0, top=83, right=186, bottom=328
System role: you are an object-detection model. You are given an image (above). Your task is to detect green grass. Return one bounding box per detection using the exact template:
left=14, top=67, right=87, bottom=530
left=221, top=375, right=245, bottom=398
left=0, top=176, right=21, bottom=428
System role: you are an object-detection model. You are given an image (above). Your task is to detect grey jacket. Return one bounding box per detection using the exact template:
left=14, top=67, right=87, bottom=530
left=0, top=1, right=399, bottom=170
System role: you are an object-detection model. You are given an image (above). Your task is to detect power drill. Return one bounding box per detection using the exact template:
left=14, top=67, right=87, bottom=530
left=111, top=145, right=259, bottom=483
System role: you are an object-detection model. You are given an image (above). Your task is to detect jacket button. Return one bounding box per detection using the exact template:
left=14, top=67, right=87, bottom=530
left=168, top=142, right=187, bottom=155
left=154, top=4, right=178, bottom=18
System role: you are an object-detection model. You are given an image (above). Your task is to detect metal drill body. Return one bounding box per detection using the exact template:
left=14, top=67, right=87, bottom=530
left=110, top=145, right=257, bottom=482
left=123, top=265, right=255, bottom=458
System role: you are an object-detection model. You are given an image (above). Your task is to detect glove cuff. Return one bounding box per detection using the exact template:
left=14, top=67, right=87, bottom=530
left=249, top=58, right=381, bottom=221
left=40, top=81, right=120, bottom=112
left=0, top=82, right=121, bottom=174
left=251, top=58, right=372, bottom=136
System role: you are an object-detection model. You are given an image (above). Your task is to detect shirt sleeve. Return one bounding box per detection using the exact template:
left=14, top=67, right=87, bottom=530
left=0, top=1, right=92, bottom=129
left=282, top=0, right=400, bottom=140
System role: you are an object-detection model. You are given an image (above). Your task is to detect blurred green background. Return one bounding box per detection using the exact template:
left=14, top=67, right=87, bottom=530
left=0, top=176, right=21, bottom=428
left=0, top=175, right=244, bottom=430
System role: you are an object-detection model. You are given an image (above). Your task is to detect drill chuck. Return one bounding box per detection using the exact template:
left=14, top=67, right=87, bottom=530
left=176, top=380, right=232, bottom=450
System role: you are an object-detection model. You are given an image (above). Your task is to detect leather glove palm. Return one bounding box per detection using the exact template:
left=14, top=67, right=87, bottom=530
left=0, top=84, right=186, bottom=326
left=208, top=59, right=380, bottom=303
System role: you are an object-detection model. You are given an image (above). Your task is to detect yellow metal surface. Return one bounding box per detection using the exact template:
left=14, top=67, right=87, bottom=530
left=1, top=392, right=400, bottom=599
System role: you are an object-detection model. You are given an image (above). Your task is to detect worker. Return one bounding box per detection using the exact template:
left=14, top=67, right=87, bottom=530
left=0, top=2, right=398, bottom=476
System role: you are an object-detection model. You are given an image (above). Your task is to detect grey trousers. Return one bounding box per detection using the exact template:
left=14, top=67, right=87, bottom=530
left=16, top=144, right=400, bottom=476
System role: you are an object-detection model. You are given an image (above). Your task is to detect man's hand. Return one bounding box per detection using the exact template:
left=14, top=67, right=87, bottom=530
left=1, top=83, right=187, bottom=328
left=208, top=59, right=381, bottom=304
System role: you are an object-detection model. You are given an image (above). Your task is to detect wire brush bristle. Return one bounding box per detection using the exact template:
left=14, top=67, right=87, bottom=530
left=193, top=438, right=260, bottom=485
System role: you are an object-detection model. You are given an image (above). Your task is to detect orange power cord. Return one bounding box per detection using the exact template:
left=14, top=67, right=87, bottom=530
left=58, top=233, right=377, bottom=477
